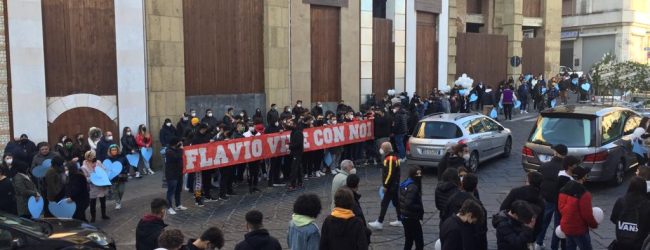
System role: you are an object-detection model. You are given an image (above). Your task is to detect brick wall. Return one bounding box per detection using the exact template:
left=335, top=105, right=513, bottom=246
left=0, top=0, right=10, bottom=152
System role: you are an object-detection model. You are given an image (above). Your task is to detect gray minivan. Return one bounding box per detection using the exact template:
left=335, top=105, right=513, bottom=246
left=522, top=105, right=641, bottom=185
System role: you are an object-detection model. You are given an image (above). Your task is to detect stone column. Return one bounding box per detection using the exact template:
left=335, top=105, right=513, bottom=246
left=341, top=0, right=360, bottom=110
left=542, top=0, right=561, bottom=77
left=394, top=0, right=406, bottom=92
left=501, top=0, right=523, bottom=79
left=0, top=1, right=10, bottom=151
left=360, top=0, right=373, bottom=104
left=446, top=0, right=457, bottom=86
left=290, top=1, right=311, bottom=106
left=264, top=0, right=291, bottom=109
left=145, top=0, right=185, bottom=164
left=404, top=0, right=416, bottom=95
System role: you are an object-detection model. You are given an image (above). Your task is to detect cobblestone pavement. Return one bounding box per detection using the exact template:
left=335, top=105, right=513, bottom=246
left=96, top=109, right=624, bottom=249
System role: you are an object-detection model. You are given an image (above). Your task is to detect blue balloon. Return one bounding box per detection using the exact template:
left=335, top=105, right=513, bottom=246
left=31, top=159, right=52, bottom=178
left=469, top=94, right=478, bottom=102
left=514, top=100, right=521, bottom=109
left=126, top=153, right=140, bottom=167
left=524, top=74, right=532, bottom=82
left=27, top=196, right=43, bottom=219
left=541, top=87, right=547, bottom=95
left=48, top=199, right=76, bottom=219
left=490, top=108, right=498, bottom=119
left=571, top=78, right=578, bottom=85
left=458, top=89, right=466, bottom=96
left=581, top=83, right=591, bottom=92
left=378, top=186, right=385, bottom=200
left=141, top=148, right=153, bottom=162
left=551, top=99, right=557, bottom=108
left=102, top=159, right=123, bottom=180
left=90, top=167, right=112, bottom=187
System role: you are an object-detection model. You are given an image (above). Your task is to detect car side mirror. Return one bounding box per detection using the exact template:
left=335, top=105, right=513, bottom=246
left=12, top=238, right=24, bottom=249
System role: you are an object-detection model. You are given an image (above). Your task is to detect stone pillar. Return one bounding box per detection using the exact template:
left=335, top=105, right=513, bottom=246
left=340, top=1, right=360, bottom=110
left=290, top=1, right=311, bottom=106
left=404, top=0, right=416, bottom=95
left=264, top=0, right=291, bottom=109
left=394, top=0, right=406, bottom=92
left=360, top=0, right=373, bottom=103
left=0, top=0, right=10, bottom=151
left=145, top=0, right=185, bottom=165
left=501, top=0, right=523, bottom=79
left=446, top=0, right=457, bottom=86
left=542, top=0, right=561, bottom=77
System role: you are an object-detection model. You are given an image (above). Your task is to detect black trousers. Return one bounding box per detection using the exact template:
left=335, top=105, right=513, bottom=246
left=235, top=164, right=246, bottom=183
left=219, top=167, right=234, bottom=197
left=247, top=161, right=260, bottom=189
left=378, top=185, right=400, bottom=222
left=73, top=200, right=88, bottom=222
left=403, top=218, right=423, bottom=250
left=89, top=197, right=107, bottom=219
left=269, top=157, right=282, bottom=185
left=289, top=154, right=303, bottom=187
left=186, top=173, right=194, bottom=192
left=503, top=103, right=513, bottom=120
left=282, top=155, right=292, bottom=182
left=201, top=169, right=216, bottom=198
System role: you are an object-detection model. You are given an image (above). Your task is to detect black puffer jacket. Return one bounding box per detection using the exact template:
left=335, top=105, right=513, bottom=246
left=135, top=215, right=167, bottom=250
left=234, top=229, right=282, bottom=250
left=399, top=179, right=424, bottom=220
left=539, top=156, right=563, bottom=203
left=493, top=211, right=534, bottom=250
left=164, top=147, right=183, bottom=181
left=373, top=115, right=392, bottom=138
left=392, top=110, right=409, bottom=134
left=289, top=126, right=304, bottom=156
left=121, top=135, right=138, bottom=154
left=435, top=182, right=459, bottom=220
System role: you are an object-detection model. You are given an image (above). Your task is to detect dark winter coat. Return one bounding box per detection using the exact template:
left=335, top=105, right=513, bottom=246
left=135, top=214, right=167, bottom=250
left=44, top=167, right=66, bottom=202
left=121, top=135, right=139, bottom=155
left=164, top=147, right=183, bottom=181
left=436, top=181, right=459, bottom=220
left=289, top=127, right=304, bottom=156
left=539, top=156, right=563, bottom=204
left=319, top=214, right=369, bottom=250
left=499, top=185, right=545, bottom=215
left=399, top=178, right=424, bottom=220
left=382, top=153, right=400, bottom=188
left=201, top=116, right=219, bottom=129
left=176, top=119, right=191, bottom=139
left=0, top=177, right=17, bottom=215
left=610, top=193, right=650, bottom=250
left=159, top=125, right=177, bottom=147
left=445, top=191, right=488, bottom=250
left=267, top=109, right=280, bottom=125
left=373, top=115, right=392, bottom=138
left=106, top=155, right=129, bottom=182
left=493, top=211, right=534, bottom=250
left=234, top=229, right=282, bottom=250
left=440, top=214, right=477, bottom=250
left=96, top=139, right=114, bottom=162
left=392, top=110, right=409, bottom=135
left=66, top=173, right=89, bottom=207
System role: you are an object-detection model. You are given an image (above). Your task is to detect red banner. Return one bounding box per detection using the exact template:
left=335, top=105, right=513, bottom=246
left=183, top=120, right=374, bottom=173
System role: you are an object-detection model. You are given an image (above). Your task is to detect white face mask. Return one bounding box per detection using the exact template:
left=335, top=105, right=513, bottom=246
left=318, top=104, right=322, bottom=107
left=393, top=109, right=398, bottom=113
left=207, top=113, right=213, bottom=117
left=287, top=109, right=292, bottom=112
left=240, top=113, right=245, bottom=117
left=274, top=121, right=279, bottom=126
left=463, top=153, right=470, bottom=161
left=191, top=112, right=196, bottom=117
left=349, top=168, right=357, bottom=175
left=249, top=127, right=255, bottom=132
left=5, top=159, right=12, bottom=165
left=297, top=104, right=302, bottom=108
left=332, top=120, right=337, bottom=124
left=379, top=149, right=385, bottom=155
left=165, top=122, right=172, bottom=127
left=126, top=132, right=132, bottom=136
left=65, top=170, right=69, bottom=176
left=107, top=136, right=113, bottom=141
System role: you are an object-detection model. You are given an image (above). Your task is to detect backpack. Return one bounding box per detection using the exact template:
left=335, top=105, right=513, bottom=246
left=615, top=197, right=642, bottom=247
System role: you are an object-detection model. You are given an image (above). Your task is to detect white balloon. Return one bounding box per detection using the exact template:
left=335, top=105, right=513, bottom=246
left=434, top=239, right=441, bottom=250
left=555, top=226, right=566, bottom=239
left=593, top=207, right=604, bottom=224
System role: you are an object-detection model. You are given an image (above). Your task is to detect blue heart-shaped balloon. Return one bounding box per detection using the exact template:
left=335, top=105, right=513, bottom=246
left=48, top=199, right=76, bottom=219
left=102, top=160, right=123, bottom=180
left=31, top=159, right=52, bottom=178
left=27, top=196, right=43, bottom=219
left=90, top=167, right=112, bottom=186
left=581, top=83, right=591, bottom=92
left=458, top=89, right=466, bottom=96
left=514, top=100, right=521, bottom=109
left=469, top=94, right=478, bottom=102
left=498, top=101, right=503, bottom=109
left=525, top=75, right=532, bottom=82
left=141, top=148, right=153, bottom=162
left=572, top=78, right=578, bottom=85
left=551, top=99, right=557, bottom=108
left=378, top=186, right=385, bottom=200
left=541, top=87, right=547, bottom=95
left=490, top=108, right=498, bottom=119
left=126, top=153, right=140, bottom=167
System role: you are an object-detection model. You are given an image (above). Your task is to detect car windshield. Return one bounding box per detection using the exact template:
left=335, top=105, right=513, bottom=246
left=0, top=212, right=48, bottom=237
left=412, top=121, right=463, bottom=139
left=528, top=116, right=596, bottom=147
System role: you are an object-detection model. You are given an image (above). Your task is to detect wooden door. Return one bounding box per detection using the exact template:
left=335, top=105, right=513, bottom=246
left=48, top=107, right=118, bottom=146
left=522, top=37, right=546, bottom=75
left=372, top=18, right=395, bottom=97
left=311, top=5, right=341, bottom=102
left=416, top=12, right=438, bottom=96
left=456, top=33, right=508, bottom=88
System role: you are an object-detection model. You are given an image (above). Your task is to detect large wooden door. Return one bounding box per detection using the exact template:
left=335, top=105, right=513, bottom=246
left=48, top=108, right=118, bottom=146
left=522, top=37, right=545, bottom=75
left=416, top=12, right=438, bottom=96
left=456, top=33, right=508, bottom=87
left=311, top=5, right=341, bottom=103
left=372, top=18, right=394, bottom=97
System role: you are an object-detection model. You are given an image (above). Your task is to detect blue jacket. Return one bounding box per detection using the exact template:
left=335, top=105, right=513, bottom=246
left=287, top=218, right=320, bottom=250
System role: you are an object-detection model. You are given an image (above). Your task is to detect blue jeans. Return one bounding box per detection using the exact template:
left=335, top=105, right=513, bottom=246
left=395, top=134, right=406, bottom=159
left=166, top=179, right=182, bottom=207
left=566, top=233, right=591, bottom=250
left=537, top=202, right=562, bottom=249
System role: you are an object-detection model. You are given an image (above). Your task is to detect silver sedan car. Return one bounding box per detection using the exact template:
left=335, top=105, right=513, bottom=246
left=406, top=113, right=513, bottom=172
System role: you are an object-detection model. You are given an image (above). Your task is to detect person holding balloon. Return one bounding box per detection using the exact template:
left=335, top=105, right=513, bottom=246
left=105, top=144, right=129, bottom=210
left=500, top=85, right=517, bottom=121
left=558, top=166, right=598, bottom=250
left=81, top=150, right=110, bottom=222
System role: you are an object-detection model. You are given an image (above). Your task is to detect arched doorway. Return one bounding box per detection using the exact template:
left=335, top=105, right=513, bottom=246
left=47, top=107, right=119, bottom=146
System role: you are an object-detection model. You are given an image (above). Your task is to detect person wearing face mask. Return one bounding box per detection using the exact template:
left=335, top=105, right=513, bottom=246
left=192, top=123, right=217, bottom=204
left=435, top=168, right=461, bottom=231
left=1, top=153, right=16, bottom=177
left=136, top=124, right=155, bottom=175
left=96, top=131, right=115, bottom=162
left=54, top=135, right=68, bottom=157
left=391, top=104, right=409, bottom=161
left=72, top=133, right=88, bottom=163
left=310, top=102, right=323, bottom=117
left=330, top=160, right=356, bottom=209
left=0, top=165, right=17, bottom=215
left=444, top=173, right=488, bottom=250
left=293, top=100, right=305, bottom=118
left=437, top=143, right=468, bottom=180
left=373, top=110, right=391, bottom=165
left=106, top=144, right=129, bottom=209
left=176, top=113, right=192, bottom=142
left=368, top=142, right=402, bottom=230
left=65, top=161, right=89, bottom=221
left=440, top=199, right=486, bottom=250
left=281, top=106, right=293, bottom=121
left=201, top=109, right=219, bottom=132
left=235, top=210, right=282, bottom=250
left=165, top=137, right=188, bottom=214
left=159, top=118, right=177, bottom=149
left=31, top=142, right=61, bottom=191
left=265, top=119, right=284, bottom=187
left=3, top=134, right=37, bottom=166
left=57, top=137, right=80, bottom=165
left=43, top=156, right=67, bottom=217
left=223, top=107, right=235, bottom=130
left=11, top=162, right=40, bottom=218
left=399, top=166, right=424, bottom=250
left=252, top=108, right=264, bottom=125
left=239, top=110, right=250, bottom=125
left=267, top=104, right=279, bottom=127
left=287, top=119, right=304, bottom=191
left=81, top=150, right=110, bottom=222
left=121, top=127, right=141, bottom=178
left=232, top=122, right=248, bottom=184
left=243, top=122, right=263, bottom=194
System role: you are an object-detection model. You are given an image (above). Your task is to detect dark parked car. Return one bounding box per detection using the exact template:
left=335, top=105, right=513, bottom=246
left=522, top=105, right=640, bottom=185
left=0, top=212, right=115, bottom=249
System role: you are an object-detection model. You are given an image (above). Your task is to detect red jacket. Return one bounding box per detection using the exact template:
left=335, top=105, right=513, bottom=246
left=136, top=133, right=152, bottom=148
left=558, top=180, right=598, bottom=236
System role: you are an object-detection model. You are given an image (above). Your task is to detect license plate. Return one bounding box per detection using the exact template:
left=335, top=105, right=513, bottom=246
left=422, top=149, right=444, bottom=155
left=538, top=154, right=552, bottom=162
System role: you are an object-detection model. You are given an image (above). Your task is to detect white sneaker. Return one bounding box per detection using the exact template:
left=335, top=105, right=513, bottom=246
left=534, top=244, right=545, bottom=250
left=176, top=205, right=188, bottom=211
left=167, top=208, right=177, bottom=215
left=115, top=203, right=121, bottom=210
left=148, top=169, right=155, bottom=175
left=331, top=169, right=339, bottom=174
left=319, top=170, right=327, bottom=176
left=315, top=172, right=322, bottom=177
left=368, top=220, right=383, bottom=230
left=135, top=172, right=141, bottom=178
left=389, top=220, right=403, bottom=227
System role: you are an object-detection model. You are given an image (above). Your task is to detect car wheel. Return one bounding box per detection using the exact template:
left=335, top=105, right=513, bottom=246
left=468, top=151, right=479, bottom=172
left=502, top=137, right=512, bottom=158
left=611, top=160, right=625, bottom=186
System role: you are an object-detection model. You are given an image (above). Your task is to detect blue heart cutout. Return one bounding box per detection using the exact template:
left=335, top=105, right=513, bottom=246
left=27, top=196, right=43, bottom=219
left=141, top=148, right=153, bottom=162
left=571, top=78, right=578, bottom=85
left=514, top=100, right=521, bottom=109
left=458, top=89, right=466, bottom=96
left=31, top=159, right=52, bottom=178
left=48, top=199, right=76, bottom=219
left=126, top=153, right=140, bottom=167
left=102, top=160, right=123, bottom=180
left=541, top=87, right=547, bottom=95
left=490, top=108, right=498, bottom=119
left=581, top=83, right=591, bottom=92
left=90, top=167, right=112, bottom=187
left=469, top=94, right=478, bottom=102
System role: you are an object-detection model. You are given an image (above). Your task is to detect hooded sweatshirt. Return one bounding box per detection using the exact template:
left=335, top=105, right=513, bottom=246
left=135, top=214, right=167, bottom=250
left=287, top=214, right=320, bottom=250
left=320, top=208, right=368, bottom=250
left=234, top=228, right=282, bottom=250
